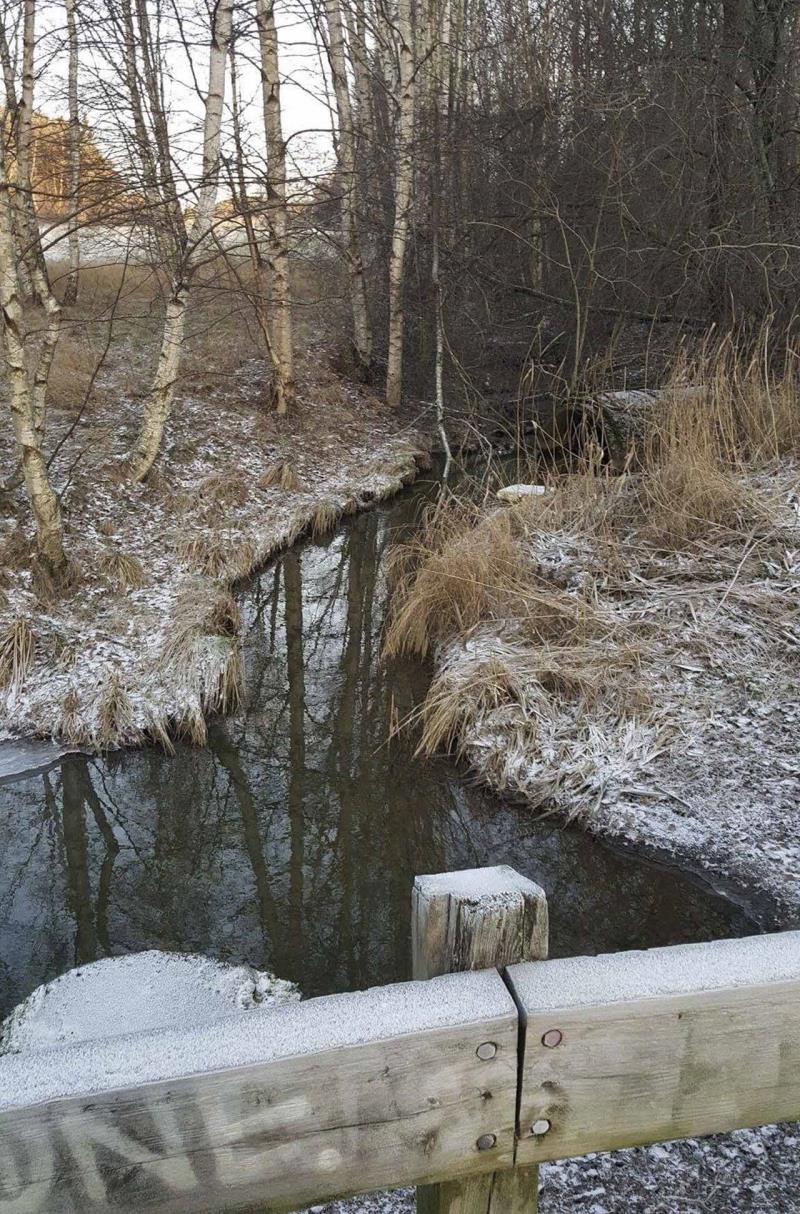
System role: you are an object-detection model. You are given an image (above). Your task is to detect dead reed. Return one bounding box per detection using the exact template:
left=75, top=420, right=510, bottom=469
left=0, top=619, right=35, bottom=691
left=259, top=461, right=300, bottom=491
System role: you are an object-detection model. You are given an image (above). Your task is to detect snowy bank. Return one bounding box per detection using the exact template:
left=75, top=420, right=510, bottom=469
left=394, top=464, right=800, bottom=928
left=0, top=352, right=430, bottom=750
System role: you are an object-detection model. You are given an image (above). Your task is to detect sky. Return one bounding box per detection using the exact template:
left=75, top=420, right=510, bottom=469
left=29, top=0, right=335, bottom=193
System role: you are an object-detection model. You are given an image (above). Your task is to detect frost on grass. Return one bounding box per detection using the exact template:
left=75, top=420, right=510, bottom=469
left=395, top=460, right=800, bottom=923
left=0, top=951, right=299, bottom=1056
left=0, top=347, right=430, bottom=749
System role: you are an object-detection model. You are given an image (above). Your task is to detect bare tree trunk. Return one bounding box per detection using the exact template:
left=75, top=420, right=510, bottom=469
left=430, top=0, right=451, bottom=474
left=385, top=0, right=416, bottom=409
left=125, top=0, right=233, bottom=481
left=63, top=0, right=81, bottom=306
left=17, top=0, right=36, bottom=236
left=323, top=0, right=373, bottom=374
left=126, top=287, right=190, bottom=482
left=229, top=39, right=280, bottom=390
left=0, top=166, right=66, bottom=573
left=256, top=0, right=295, bottom=415
left=343, top=0, right=375, bottom=147
left=0, top=0, right=67, bottom=571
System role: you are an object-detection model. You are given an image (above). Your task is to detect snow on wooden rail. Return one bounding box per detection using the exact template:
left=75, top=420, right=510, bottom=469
left=0, top=970, right=519, bottom=1213
left=1, top=868, right=799, bottom=1214
left=510, top=930, right=800, bottom=1166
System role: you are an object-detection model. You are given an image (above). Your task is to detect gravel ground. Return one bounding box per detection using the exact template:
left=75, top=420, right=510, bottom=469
left=312, top=1122, right=800, bottom=1214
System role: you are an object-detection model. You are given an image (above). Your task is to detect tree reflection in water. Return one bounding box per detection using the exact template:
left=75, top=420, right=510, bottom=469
left=0, top=479, right=754, bottom=1018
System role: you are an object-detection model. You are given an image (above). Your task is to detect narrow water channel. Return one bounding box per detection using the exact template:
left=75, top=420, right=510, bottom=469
left=0, top=473, right=754, bottom=1019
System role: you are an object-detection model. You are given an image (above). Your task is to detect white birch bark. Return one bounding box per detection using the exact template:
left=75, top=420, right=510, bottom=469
left=385, top=0, right=416, bottom=409
left=256, top=0, right=295, bottom=414
left=343, top=0, right=374, bottom=151
left=0, top=158, right=66, bottom=573
left=229, top=41, right=279, bottom=379
left=323, top=0, right=373, bottom=372
left=1, top=1, right=64, bottom=455
left=63, top=0, right=81, bottom=306
left=125, top=0, right=233, bottom=481
left=430, top=0, right=451, bottom=475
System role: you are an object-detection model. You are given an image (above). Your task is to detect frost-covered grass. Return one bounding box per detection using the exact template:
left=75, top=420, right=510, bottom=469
left=388, top=354, right=800, bottom=921
left=0, top=267, right=430, bottom=749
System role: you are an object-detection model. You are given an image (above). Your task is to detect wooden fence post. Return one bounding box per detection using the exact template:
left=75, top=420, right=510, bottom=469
left=412, top=866, right=549, bottom=1214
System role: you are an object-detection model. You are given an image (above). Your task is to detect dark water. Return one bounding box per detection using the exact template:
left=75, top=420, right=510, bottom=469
left=0, top=475, right=754, bottom=1019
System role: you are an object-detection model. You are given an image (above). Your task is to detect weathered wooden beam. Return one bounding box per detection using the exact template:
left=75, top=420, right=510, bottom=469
left=413, top=866, right=549, bottom=1214
left=412, top=866, right=549, bottom=981
left=0, top=970, right=518, bottom=1214
left=508, top=931, right=800, bottom=1165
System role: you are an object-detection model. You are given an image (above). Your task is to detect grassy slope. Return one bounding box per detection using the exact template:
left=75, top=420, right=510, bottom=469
left=386, top=347, right=800, bottom=921
left=0, top=260, right=431, bottom=748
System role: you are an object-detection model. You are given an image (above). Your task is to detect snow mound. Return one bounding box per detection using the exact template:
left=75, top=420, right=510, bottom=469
left=497, top=483, right=551, bottom=503
left=0, top=951, right=299, bottom=1055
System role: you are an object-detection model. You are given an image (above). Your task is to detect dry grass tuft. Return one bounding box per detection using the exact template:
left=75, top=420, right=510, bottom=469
left=176, top=703, right=208, bottom=747
left=193, top=472, right=249, bottom=513
left=0, top=618, right=35, bottom=691
left=60, top=688, right=89, bottom=745
left=284, top=508, right=310, bottom=549
left=312, top=498, right=342, bottom=538
left=160, top=585, right=245, bottom=720
left=95, top=672, right=136, bottom=748
left=145, top=716, right=176, bottom=754
left=176, top=534, right=256, bottom=578
left=386, top=331, right=799, bottom=819
left=259, top=461, right=300, bottom=491
left=204, top=642, right=244, bottom=714
left=385, top=498, right=596, bottom=660
left=208, top=593, right=241, bottom=637
left=100, top=547, right=147, bottom=590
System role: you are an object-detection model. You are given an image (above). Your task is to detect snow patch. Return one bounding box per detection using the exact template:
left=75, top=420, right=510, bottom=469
left=0, top=951, right=299, bottom=1055
left=0, top=968, right=511, bottom=1111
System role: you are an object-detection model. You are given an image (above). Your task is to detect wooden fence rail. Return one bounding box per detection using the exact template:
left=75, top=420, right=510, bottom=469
left=1, top=866, right=799, bottom=1214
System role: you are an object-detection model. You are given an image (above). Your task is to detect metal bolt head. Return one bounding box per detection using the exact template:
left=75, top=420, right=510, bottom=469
left=476, top=1133, right=497, bottom=1152
left=541, top=1029, right=563, bottom=1049
left=476, top=1041, right=497, bottom=1061
left=531, top=1119, right=551, bottom=1137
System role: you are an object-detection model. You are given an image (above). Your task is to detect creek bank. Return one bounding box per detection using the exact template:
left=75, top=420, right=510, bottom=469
left=0, top=358, right=431, bottom=749
left=396, top=460, right=800, bottom=930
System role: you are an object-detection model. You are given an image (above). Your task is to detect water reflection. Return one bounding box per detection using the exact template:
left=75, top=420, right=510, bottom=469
left=0, top=480, right=754, bottom=1018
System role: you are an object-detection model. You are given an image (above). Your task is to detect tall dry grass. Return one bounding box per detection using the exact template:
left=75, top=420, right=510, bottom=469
left=637, top=331, right=799, bottom=542
left=386, top=332, right=799, bottom=779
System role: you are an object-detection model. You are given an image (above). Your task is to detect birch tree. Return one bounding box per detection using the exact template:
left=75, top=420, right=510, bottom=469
left=124, top=0, right=234, bottom=481
left=63, top=0, right=81, bottom=306
left=321, top=0, right=373, bottom=374
left=0, top=2, right=67, bottom=573
left=385, top=0, right=415, bottom=409
left=256, top=0, right=295, bottom=414
left=228, top=38, right=278, bottom=383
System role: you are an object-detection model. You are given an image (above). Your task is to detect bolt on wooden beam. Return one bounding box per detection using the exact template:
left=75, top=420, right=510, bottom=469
left=412, top=866, right=549, bottom=1214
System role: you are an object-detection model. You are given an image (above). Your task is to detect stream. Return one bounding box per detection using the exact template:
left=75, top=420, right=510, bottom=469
left=0, top=471, right=754, bottom=1020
